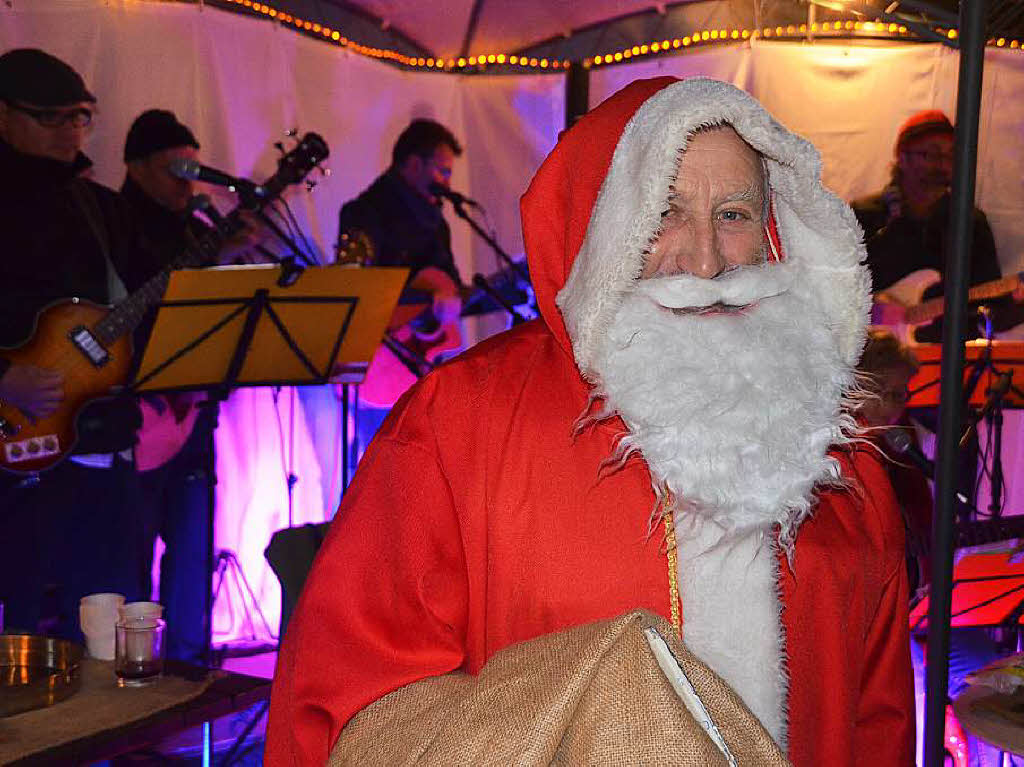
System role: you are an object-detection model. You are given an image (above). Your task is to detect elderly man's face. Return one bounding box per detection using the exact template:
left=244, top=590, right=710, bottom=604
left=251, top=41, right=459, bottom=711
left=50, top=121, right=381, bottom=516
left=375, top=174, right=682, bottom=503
left=0, top=100, right=92, bottom=163
left=642, top=127, right=766, bottom=279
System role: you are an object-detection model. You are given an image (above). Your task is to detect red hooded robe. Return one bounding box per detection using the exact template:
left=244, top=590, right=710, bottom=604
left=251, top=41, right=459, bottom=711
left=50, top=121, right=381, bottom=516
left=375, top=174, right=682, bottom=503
left=266, top=77, right=914, bottom=766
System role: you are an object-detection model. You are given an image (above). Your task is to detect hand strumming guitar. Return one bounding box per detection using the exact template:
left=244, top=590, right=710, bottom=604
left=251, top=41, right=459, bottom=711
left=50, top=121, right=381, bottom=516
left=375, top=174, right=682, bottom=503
left=409, top=266, right=463, bottom=329
left=0, top=362, right=65, bottom=421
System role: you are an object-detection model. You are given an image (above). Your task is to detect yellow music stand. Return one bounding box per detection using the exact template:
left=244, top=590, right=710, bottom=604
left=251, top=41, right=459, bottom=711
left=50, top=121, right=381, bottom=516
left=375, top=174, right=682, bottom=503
left=133, top=264, right=409, bottom=395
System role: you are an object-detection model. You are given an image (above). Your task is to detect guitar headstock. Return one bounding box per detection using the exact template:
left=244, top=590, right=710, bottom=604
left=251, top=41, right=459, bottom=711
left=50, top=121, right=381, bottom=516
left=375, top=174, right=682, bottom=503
left=257, top=132, right=330, bottom=204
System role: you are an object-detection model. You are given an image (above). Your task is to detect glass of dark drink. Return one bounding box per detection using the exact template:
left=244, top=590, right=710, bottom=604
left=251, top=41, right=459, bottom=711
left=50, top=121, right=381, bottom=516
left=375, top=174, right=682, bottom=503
left=114, top=617, right=165, bottom=687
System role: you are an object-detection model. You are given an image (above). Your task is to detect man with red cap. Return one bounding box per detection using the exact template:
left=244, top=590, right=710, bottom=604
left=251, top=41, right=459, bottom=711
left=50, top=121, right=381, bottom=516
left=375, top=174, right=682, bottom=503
left=267, top=78, right=913, bottom=765
left=852, top=110, right=1019, bottom=342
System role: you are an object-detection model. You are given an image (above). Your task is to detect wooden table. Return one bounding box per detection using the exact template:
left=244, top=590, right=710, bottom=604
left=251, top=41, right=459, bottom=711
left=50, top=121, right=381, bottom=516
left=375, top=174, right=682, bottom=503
left=3, top=660, right=271, bottom=765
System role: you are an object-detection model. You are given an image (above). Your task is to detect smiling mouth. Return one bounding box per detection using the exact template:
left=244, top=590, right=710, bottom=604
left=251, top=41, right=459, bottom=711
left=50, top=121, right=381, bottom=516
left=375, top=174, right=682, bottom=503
left=669, top=301, right=754, bottom=316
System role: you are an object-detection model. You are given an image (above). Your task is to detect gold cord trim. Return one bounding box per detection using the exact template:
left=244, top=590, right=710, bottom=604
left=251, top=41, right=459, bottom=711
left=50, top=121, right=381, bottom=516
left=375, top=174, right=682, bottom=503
left=661, top=495, right=682, bottom=639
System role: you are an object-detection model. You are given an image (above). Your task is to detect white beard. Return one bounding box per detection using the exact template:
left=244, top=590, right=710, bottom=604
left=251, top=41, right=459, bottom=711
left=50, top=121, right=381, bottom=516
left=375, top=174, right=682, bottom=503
left=592, top=260, right=854, bottom=549
left=590, top=261, right=856, bottom=748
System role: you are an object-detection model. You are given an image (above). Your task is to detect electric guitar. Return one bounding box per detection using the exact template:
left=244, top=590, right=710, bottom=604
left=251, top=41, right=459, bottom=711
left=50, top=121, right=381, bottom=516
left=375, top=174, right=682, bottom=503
left=875, top=268, right=1024, bottom=343
left=0, top=133, right=329, bottom=474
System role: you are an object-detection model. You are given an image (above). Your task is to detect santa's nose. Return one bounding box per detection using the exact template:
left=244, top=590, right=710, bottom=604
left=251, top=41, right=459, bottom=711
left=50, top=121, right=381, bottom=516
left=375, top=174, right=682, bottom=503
left=677, top=224, right=726, bottom=279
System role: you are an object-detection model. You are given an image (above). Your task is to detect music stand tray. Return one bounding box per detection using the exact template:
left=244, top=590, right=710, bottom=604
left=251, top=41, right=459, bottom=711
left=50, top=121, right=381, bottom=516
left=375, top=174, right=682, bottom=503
left=908, top=340, right=1024, bottom=409
left=133, top=264, right=409, bottom=395
left=910, top=543, right=1024, bottom=633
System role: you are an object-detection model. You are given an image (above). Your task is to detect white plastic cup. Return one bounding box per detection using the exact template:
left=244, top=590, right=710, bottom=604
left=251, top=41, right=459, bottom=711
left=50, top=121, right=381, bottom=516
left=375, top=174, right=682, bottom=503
left=79, top=593, right=125, bottom=661
left=118, top=601, right=164, bottom=621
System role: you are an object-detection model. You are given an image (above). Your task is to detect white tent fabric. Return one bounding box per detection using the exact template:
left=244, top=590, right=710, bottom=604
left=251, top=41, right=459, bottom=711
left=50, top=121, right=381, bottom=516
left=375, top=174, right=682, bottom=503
left=1, top=0, right=564, bottom=642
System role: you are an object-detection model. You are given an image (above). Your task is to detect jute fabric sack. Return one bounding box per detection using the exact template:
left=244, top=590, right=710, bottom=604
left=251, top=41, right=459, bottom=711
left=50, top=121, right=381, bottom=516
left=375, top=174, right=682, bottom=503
left=329, top=610, right=789, bottom=766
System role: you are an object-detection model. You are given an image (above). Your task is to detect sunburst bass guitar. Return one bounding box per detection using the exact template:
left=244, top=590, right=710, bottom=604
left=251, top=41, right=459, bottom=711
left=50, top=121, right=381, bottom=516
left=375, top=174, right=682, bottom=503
left=0, top=133, right=329, bottom=475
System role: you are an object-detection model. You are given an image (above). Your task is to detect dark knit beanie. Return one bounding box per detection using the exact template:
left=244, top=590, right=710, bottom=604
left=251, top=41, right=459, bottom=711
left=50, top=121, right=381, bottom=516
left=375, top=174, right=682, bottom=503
left=0, top=48, right=95, bottom=106
left=124, top=109, right=199, bottom=163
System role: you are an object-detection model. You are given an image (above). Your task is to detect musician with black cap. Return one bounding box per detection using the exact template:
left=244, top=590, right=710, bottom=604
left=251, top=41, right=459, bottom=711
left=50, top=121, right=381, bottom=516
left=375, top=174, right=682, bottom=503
left=0, top=48, right=143, bottom=638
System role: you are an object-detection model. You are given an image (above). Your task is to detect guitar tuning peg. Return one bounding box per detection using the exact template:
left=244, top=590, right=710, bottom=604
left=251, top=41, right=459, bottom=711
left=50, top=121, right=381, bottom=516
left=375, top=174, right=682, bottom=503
left=274, top=141, right=285, bottom=154
left=317, top=165, right=330, bottom=177
left=283, top=128, right=298, bottom=137
left=305, top=179, right=318, bottom=192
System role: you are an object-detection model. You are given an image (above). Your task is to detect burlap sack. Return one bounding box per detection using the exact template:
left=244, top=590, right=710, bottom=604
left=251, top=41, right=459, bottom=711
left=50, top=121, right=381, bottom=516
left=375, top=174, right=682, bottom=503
left=329, top=610, right=789, bottom=766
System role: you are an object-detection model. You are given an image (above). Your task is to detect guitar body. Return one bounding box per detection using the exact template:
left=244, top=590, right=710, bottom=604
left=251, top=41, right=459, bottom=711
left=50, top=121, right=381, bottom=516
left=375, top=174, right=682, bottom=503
left=135, top=393, right=203, bottom=472
left=0, top=299, right=132, bottom=474
left=875, top=268, right=941, bottom=344
left=358, top=319, right=461, bottom=408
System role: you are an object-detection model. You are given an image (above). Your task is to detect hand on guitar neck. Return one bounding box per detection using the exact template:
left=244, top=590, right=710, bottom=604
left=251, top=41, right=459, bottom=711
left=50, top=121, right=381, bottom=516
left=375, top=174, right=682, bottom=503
left=0, top=363, right=64, bottom=422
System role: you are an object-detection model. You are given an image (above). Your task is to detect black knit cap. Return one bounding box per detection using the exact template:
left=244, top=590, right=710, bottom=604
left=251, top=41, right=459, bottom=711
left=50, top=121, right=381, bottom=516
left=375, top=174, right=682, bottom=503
left=123, top=109, right=199, bottom=163
left=0, top=48, right=95, bottom=107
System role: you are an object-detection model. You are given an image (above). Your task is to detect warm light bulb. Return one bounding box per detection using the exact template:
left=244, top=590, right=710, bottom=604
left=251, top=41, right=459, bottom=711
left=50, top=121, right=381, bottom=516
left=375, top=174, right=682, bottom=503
left=497, top=54, right=506, bottom=63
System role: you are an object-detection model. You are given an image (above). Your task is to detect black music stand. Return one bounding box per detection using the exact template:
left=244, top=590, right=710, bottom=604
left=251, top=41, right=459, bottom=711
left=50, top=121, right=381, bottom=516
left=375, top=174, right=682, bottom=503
left=132, top=263, right=408, bottom=661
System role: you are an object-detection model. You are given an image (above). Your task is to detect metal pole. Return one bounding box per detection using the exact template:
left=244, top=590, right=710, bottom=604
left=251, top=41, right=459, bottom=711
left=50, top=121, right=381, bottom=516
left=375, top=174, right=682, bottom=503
left=565, top=61, right=590, bottom=131
left=923, top=0, right=988, bottom=763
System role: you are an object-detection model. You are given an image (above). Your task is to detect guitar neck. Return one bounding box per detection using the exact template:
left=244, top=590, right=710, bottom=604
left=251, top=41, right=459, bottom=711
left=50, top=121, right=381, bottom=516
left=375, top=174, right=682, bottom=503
left=905, top=273, right=1022, bottom=326
left=93, top=221, right=229, bottom=346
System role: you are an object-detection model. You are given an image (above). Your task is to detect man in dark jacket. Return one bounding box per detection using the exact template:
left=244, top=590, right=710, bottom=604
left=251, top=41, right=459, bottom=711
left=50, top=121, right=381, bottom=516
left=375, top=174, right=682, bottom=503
left=0, top=49, right=143, bottom=637
left=335, top=119, right=466, bottom=460
left=119, top=109, right=215, bottom=663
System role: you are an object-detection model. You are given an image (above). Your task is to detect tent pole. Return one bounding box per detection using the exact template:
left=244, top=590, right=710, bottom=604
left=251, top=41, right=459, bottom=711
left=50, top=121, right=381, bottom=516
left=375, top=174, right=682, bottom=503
left=923, top=0, right=988, bottom=763
left=565, top=62, right=590, bottom=130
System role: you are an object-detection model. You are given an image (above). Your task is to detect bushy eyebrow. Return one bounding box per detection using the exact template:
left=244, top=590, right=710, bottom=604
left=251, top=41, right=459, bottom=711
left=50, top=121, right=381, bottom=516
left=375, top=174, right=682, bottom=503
left=718, top=183, right=763, bottom=206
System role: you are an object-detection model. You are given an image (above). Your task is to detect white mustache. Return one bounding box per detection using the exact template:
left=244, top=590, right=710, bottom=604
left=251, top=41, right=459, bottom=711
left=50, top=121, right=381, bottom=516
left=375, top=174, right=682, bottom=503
left=634, top=262, right=794, bottom=310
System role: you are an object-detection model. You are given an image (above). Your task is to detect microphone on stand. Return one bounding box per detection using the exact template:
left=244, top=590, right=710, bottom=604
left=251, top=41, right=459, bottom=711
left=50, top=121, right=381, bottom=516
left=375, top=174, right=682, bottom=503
left=883, top=429, right=935, bottom=477
left=168, top=157, right=264, bottom=198
left=883, top=428, right=973, bottom=508
left=429, top=182, right=482, bottom=209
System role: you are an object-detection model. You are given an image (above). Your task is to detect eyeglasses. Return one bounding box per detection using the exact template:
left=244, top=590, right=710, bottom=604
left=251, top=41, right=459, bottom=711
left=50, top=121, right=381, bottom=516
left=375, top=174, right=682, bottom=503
left=5, top=102, right=93, bottom=128
left=904, top=149, right=953, bottom=164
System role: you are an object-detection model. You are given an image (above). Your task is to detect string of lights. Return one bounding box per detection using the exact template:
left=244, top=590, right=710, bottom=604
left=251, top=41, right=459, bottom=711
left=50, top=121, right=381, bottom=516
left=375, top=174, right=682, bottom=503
left=219, top=0, right=1023, bottom=71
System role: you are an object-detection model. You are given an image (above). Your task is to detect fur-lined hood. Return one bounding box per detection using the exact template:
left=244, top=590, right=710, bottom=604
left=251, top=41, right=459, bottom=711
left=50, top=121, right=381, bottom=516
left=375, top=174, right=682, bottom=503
left=520, top=76, right=871, bottom=380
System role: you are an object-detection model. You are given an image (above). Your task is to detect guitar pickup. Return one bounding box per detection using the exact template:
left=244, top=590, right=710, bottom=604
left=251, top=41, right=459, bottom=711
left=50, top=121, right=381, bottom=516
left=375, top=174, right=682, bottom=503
left=4, top=435, right=60, bottom=463
left=69, top=326, right=110, bottom=367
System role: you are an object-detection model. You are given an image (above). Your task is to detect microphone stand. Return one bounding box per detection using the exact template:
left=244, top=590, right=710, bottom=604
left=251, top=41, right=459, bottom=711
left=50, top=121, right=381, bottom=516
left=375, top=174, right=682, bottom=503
left=448, top=199, right=530, bottom=285
left=472, top=274, right=529, bottom=325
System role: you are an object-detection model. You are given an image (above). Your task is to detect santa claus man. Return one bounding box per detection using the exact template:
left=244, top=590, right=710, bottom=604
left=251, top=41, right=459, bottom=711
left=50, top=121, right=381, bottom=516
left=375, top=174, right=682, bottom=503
left=267, top=77, right=914, bottom=765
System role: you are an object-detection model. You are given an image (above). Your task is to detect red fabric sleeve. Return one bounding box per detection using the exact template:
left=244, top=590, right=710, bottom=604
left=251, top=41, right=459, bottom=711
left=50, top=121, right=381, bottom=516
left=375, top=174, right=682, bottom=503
left=265, top=436, right=470, bottom=766
left=854, top=558, right=916, bottom=765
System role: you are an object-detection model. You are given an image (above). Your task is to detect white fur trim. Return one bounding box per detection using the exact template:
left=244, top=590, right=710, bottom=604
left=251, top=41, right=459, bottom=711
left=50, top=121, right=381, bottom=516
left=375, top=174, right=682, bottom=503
left=676, top=518, right=789, bottom=750
left=555, top=77, right=871, bottom=379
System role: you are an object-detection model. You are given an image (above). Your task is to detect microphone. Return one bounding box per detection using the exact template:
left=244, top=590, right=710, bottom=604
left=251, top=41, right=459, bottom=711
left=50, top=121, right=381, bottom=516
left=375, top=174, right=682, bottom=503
left=429, top=182, right=481, bottom=209
left=883, top=429, right=935, bottom=477
left=168, top=158, right=262, bottom=196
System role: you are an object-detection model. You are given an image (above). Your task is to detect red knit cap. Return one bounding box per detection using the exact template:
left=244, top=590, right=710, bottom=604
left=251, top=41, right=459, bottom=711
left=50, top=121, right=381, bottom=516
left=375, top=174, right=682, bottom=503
left=896, top=109, right=953, bottom=150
